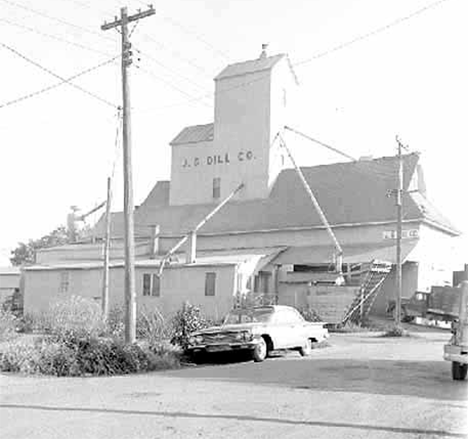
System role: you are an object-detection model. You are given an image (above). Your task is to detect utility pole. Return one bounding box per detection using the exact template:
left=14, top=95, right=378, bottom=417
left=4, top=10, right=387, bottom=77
left=101, top=5, right=155, bottom=343
left=394, top=136, right=404, bottom=327
left=102, top=177, right=112, bottom=319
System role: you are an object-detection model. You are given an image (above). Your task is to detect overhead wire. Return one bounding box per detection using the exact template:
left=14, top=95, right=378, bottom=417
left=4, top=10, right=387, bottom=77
left=0, top=55, right=119, bottom=110
left=157, top=13, right=231, bottom=62
left=133, top=62, right=211, bottom=108
left=135, top=31, right=214, bottom=77
left=0, top=0, right=115, bottom=43
left=294, top=0, right=451, bottom=67
left=0, top=42, right=118, bottom=108
left=134, top=46, right=211, bottom=95
left=0, top=17, right=113, bottom=56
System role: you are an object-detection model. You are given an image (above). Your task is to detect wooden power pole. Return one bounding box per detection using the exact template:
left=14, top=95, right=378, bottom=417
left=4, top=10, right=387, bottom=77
left=101, top=5, right=155, bottom=343
left=395, top=137, right=404, bottom=327
left=102, top=177, right=112, bottom=319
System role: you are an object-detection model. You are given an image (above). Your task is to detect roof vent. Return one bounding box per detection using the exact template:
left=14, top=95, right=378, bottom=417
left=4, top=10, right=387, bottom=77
left=259, top=43, right=268, bottom=59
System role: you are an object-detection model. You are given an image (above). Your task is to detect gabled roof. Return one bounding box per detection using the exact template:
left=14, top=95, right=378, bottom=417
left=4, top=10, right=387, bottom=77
left=92, top=153, right=460, bottom=239
left=170, top=123, right=214, bottom=146
left=215, top=54, right=286, bottom=81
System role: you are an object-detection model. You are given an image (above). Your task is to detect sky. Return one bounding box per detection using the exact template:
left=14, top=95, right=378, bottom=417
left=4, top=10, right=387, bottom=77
left=0, top=0, right=467, bottom=266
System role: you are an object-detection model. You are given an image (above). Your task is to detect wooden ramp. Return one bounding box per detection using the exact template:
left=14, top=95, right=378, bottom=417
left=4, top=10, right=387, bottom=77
left=297, top=260, right=393, bottom=325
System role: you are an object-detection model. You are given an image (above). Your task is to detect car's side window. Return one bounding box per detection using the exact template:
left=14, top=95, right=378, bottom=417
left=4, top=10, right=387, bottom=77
left=284, top=309, right=302, bottom=324
left=272, top=311, right=287, bottom=324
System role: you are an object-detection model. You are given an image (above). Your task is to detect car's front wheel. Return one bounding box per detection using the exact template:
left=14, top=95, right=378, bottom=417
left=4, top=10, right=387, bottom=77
left=252, top=337, right=267, bottom=362
left=452, top=361, right=468, bottom=381
left=299, top=338, right=313, bottom=357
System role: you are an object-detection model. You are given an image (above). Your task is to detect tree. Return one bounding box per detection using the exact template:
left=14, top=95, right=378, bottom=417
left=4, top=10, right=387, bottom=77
left=10, top=226, right=71, bottom=266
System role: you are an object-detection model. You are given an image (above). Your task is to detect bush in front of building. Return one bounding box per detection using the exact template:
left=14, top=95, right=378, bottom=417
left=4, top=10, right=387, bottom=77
left=0, top=308, right=19, bottom=342
left=47, top=295, right=107, bottom=342
left=106, top=305, right=172, bottom=344
left=0, top=296, right=182, bottom=376
left=170, top=301, right=211, bottom=349
left=0, top=335, right=182, bottom=376
left=298, top=307, right=324, bottom=322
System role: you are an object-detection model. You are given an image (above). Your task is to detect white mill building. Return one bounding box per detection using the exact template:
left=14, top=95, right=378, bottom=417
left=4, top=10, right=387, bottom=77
left=23, top=49, right=460, bottom=323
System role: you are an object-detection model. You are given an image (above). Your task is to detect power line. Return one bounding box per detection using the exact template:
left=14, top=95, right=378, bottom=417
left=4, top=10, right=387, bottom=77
left=135, top=31, right=214, bottom=77
left=0, top=42, right=118, bottom=108
left=0, top=0, right=115, bottom=43
left=134, top=63, right=211, bottom=108
left=135, top=46, right=211, bottom=95
left=0, top=56, right=118, bottom=110
left=0, top=17, right=113, bottom=56
left=294, top=0, right=451, bottom=67
left=158, top=13, right=231, bottom=62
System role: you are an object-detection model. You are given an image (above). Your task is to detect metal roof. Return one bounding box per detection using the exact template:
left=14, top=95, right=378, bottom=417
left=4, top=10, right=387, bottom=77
left=215, top=54, right=285, bottom=81
left=92, top=154, right=459, bottom=239
left=170, top=123, right=214, bottom=146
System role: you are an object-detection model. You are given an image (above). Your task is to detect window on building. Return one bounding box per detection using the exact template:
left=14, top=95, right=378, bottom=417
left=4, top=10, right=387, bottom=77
left=59, top=271, right=69, bottom=293
left=205, top=272, right=216, bottom=296
left=213, top=177, right=221, bottom=199
left=151, top=274, right=160, bottom=297
left=143, top=273, right=151, bottom=296
left=254, top=271, right=271, bottom=293
left=143, top=273, right=161, bottom=297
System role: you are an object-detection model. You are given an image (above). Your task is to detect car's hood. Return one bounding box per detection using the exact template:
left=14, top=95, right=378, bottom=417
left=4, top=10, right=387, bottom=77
left=192, top=322, right=265, bottom=335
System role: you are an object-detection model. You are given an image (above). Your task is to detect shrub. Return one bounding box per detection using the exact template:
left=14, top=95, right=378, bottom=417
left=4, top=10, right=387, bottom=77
left=298, top=307, right=324, bottom=322
left=380, top=325, right=411, bottom=338
left=0, top=297, right=184, bottom=376
left=140, top=340, right=182, bottom=370
left=0, top=335, right=181, bottom=376
left=0, top=339, right=39, bottom=373
left=36, top=340, right=80, bottom=376
left=137, top=307, right=171, bottom=343
left=106, top=306, right=126, bottom=340
left=171, top=302, right=211, bottom=349
left=0, top=308, right=18, bottom=342
left=47, top=295, right=106, bottom=342
left=106, top=306, right=171, bottom=343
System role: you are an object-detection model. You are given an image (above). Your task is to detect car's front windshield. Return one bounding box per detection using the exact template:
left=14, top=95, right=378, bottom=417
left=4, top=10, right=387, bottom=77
left=224, top=309, right=273, bottom=324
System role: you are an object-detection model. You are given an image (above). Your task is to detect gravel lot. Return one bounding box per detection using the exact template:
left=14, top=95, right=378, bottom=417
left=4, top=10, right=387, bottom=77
left=1, top=329, right=467, bottom=439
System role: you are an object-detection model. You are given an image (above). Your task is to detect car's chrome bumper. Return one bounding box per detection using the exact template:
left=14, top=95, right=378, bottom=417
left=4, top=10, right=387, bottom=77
left=187, top=341, right=258, bottom=353
left=444, top=344, right=468, bottom=364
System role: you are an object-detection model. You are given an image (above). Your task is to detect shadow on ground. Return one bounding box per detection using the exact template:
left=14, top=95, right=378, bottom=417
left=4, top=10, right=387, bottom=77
left=172, top=355, right=468, bottom=402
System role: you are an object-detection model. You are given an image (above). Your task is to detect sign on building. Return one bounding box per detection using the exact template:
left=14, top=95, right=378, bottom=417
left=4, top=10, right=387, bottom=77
left=383, top=229, right=419, bottom=240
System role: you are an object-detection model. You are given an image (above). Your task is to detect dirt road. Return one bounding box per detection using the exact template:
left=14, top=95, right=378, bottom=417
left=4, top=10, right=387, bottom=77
left=1, top=331, right=466, bottom=439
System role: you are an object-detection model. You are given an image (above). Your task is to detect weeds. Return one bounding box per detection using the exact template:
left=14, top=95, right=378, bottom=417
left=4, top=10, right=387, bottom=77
left=0, top=296, right=184, bottom=376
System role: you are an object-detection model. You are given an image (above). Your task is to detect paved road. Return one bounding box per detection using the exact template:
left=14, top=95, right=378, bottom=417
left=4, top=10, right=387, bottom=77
left=1, top=331, right=467, bottom=439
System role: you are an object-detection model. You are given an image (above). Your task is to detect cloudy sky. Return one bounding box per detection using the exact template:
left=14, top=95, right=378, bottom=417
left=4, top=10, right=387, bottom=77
left=0, top=0, right=466, bottom=265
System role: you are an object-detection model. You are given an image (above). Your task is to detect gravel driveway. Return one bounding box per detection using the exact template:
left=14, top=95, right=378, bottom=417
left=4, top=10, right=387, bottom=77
left=1, top=330, right=466, bottom=439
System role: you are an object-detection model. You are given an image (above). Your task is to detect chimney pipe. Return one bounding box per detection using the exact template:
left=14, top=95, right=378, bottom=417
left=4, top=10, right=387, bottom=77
left=259, top=43, right=268, bottom=59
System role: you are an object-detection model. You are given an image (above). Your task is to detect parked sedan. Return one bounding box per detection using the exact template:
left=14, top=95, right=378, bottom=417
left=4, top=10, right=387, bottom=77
left=187, top=305, right=329, bottom=362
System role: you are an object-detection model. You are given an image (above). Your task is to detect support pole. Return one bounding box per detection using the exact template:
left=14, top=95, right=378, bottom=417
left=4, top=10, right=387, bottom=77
left=102, top=177, right=112, bottom=319
left=158, top=183, right=244, bottom=276
left=279, top=134, right=343, bottom=274
left=395, top=137, right=404, bottom=327
left=102, top=5, right=155, bottom=343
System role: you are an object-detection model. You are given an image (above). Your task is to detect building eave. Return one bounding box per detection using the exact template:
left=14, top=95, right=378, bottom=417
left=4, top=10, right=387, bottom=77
left=157, top=219, right=425, bottom=239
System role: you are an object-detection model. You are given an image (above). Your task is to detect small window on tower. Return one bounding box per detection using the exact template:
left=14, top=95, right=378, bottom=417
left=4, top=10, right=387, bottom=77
left=213, top=177, right=221, bottom=199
